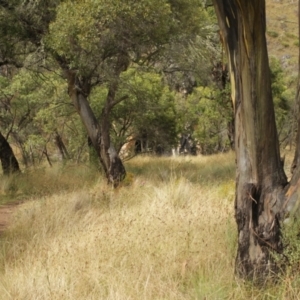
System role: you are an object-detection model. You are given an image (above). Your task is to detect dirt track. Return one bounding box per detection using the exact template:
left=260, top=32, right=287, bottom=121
left=0, top=203, right=19, bottom=235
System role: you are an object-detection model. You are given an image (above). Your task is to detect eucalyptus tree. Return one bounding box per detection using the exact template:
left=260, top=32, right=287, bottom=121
left=45, top=0, right=210, bottom=186
left=46, top=0, right=174, bottom=185
left=0, top=2, right=29, bottom=173
left=212, top=0, right=300, bottom=282
left=1, top=0, right=210, bottom=186
left=0, top=0, right=61, bottom=173
left=94, top=68, right=178, bottom=156
left=177, top=85, right=232, bottom=154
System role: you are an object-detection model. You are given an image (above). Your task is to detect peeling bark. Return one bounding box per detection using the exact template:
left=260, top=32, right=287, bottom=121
left=213, top=0, right=288, bottom=281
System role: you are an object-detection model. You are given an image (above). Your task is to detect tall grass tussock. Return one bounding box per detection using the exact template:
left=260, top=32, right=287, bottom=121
left=0, top=152, right=299, bottom=299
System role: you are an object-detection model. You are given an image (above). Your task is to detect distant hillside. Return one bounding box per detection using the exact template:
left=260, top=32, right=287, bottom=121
left=266, top=0, right=298, bottom=77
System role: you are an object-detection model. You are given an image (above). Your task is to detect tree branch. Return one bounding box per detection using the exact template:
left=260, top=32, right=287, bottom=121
left=110, top=95, right=129, bottom=108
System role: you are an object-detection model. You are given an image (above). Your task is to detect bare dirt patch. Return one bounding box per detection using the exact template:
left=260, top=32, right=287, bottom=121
left=0, top=202, right=21, bottom=235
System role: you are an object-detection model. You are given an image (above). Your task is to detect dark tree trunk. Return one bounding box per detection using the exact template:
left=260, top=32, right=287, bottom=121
left=227, top=117, right=235, bottom=150
left=213, top=0, right=288, bottom=281
left=42, top=146, right=52, bottom=167
left=11, top=132, right=29, bottom=167
left=100, top=80, right=126, bottom=186
left=227, top=89, right=235, bottom=150
left=66, top=70, right=126, bottom=187
left=54, top=131, right=70, bottom=160
left=0, top=132, right=20, bottom=175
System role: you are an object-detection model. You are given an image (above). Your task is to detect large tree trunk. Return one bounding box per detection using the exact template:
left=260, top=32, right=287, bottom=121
left=66, top=70, right=126, bottom=187
left=213, top=0, right=288, bottom=281
left=0, top=132, right=20, bottom=175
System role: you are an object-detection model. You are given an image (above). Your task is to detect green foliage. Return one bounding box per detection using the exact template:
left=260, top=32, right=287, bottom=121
left=90, top=68, right=178, bottom=154
left=0, top=0, right=220, bottom=166
left=0, top=67, right=88, bottom=165
left=117, top=69, right=178, bottom=153
left=177, top=85, right=232, bottom=154
left=160, top=3, right=219, bottom=93
left=267, top=31, right=279, bottom=38
left=46, top=0, right=178, bottom=75
left=282, top=41, right=290, bottom=48
left=0, top=0, right=60, bottom=67
left=269, top=57, right=292, bottom=143
left=280, top=218, right=300, bottom=275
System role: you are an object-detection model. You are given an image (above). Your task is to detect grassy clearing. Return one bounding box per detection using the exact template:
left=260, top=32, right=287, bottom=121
left=0, top=152, right=299, bottom=299
left=0, top=163, right=98, bottom=205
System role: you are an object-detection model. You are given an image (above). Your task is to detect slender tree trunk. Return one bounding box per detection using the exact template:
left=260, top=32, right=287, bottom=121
left=213, top=0, right=288, bottom=281
left=0, top=132, right=20, bottom=175
left=100, top=80, right=126, bottom=186
left=11, top=132, right=29, bottom=167
left=54, top=131, right=70, bottom=160
left=42, top=146, right=52, bottom=167
left=66, top=70, right=126, bottom=187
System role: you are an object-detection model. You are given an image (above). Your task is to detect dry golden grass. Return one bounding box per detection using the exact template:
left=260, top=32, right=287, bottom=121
left=1, top=152, right=300, bottom=299
left=0, top=153, right=238, bottom=299
left=266, top=0, right=299, bottom=75
left=0, top=163, right=98, bottom=205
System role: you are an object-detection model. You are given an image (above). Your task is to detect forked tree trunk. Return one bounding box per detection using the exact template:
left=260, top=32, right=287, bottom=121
left=0, top=132, right=20, bottom=175
left=66, top=70, right=126, bottom=187
left=213, top=0, right=289, bottom=281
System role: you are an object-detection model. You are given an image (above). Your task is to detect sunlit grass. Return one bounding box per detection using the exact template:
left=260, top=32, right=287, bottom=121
left=0, top=162, right=99, bottom=205
left=1, top=152, right=300, bottom=299
left=126, top=152, right=235, bottom=184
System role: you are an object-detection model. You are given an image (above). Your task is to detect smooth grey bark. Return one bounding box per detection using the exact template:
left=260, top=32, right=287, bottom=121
left=66, top=70, right=126, bottom=187
left=213, top=0, right=288, bottom=281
